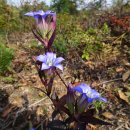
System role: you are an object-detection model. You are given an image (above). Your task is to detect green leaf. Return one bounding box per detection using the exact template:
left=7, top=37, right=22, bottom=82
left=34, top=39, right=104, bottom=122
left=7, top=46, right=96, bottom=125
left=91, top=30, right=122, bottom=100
left=125, top=92, right=130, bottom=96
left=128, top=97, right=130, bottom=102
left=127, top=51, right=130, bottom=55
left=0, top=44, right=14, bottom=74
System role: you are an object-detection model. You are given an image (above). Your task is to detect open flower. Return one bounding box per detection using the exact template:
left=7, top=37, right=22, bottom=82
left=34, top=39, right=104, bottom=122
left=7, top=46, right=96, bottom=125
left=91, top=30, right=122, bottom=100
left=36, top=52, right=64, bottom=71
left=72, top=83, right=107, bottom=103
left=24, top=10, right=56, bottom=49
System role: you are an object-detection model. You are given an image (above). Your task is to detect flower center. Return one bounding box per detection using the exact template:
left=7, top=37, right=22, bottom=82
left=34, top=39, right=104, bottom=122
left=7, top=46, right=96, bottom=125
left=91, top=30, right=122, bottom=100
left=47, top=60, right=53, bottom=66
left=86, top=91, right=93, bottom=98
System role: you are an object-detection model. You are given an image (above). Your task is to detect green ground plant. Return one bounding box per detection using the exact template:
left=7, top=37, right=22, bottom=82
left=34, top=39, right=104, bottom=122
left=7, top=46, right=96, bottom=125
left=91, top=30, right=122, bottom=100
left=30, top=39, right=43, bottom=49
left=128, top=50, right=130, bottom=55
left=82, top=23, right=111, bottom=60
left=1, top=76, right=15, bottom=83
left=54, top=14, right=112, bottom=61
left=53, top=13, right=84, bottom=55
left=0, top=44, right=14, bottom=74
left=93, top=100, right=106, bottom=113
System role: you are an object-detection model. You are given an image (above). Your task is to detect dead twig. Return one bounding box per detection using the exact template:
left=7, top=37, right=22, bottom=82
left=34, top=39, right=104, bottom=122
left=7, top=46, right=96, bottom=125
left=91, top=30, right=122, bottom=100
left=28, top=97, right=47, bottom=108
left=96, top=78, right=122, bottom=86
left=115, top=123, right=124, bottom=130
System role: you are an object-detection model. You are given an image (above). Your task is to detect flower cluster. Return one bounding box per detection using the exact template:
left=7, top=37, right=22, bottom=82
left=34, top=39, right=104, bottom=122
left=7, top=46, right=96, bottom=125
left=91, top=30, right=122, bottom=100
left=25, top=10, right=110, bottom=129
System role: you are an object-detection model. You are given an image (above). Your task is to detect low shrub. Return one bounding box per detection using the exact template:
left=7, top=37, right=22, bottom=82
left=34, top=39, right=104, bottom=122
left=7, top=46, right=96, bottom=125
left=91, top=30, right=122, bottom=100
left=108, top=15, right=130, bottom=35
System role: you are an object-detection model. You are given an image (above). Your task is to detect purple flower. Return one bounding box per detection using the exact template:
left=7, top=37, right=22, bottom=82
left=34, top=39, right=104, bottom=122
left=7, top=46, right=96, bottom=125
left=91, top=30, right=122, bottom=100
left=24, top=10, right=55, bottom=18
left=72, top=83, right=107, bottom=103
left=31, top=128, right=35, bottom=130
left=36, top=52, right=64, bottom=71
left=24, top=10, right=56, bottom=48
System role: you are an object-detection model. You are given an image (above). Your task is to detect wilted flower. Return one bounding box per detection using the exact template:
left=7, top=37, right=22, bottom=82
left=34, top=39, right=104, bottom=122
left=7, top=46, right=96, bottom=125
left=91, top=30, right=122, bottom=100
left=36, top=52, right=64, bottom=71
left=24, top=10, right=56, bottom=49
left=72, top=83, right=107, bottom=103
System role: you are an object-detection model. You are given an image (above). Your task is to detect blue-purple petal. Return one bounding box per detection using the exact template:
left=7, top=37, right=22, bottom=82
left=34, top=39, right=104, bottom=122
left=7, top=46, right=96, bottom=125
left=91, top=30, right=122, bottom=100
left=45, top=10, right=55, bottom=15
left=24, top=11, right=34, bottom=17
left=72, top=85, right=84, bottom=93
left=36, top=55, right=46, bottom=62
left=46, top=52, right=56, bottom=60
left=73, top=83, right=91, bottom=94
left=87, top=98, right=93, bottom=103
left=43, top=10, right=56, bottom=18
left=55, top=64, right=63, bottom=71
left=41, top=63, right=50, bottom=70
left=80, top=83, right=91, bottom=93
left=34, top=10, right=44, bottom=16
left=99, top=97, right=107, bottom=102
left=54, top=57, right=64, bottom=65
left=91, top=89, right=100, bottom=98
left=24, top=10, right=44, bottom=17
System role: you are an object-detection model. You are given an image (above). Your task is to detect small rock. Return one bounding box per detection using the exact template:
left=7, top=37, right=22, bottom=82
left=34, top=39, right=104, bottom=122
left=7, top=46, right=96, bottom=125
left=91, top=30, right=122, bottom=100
left=116, top=67, right=124, bottom=73
left=122, top=71, right=130, bottom=82
left=12, top=97, right=23, bottom=107
left=36, top=106, right=44, bottom=116
left=75, top=78, right=80, bottom=82
left=124, top=62, right=130, bottom=67
left=102, top=112, right=114, bottom=119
